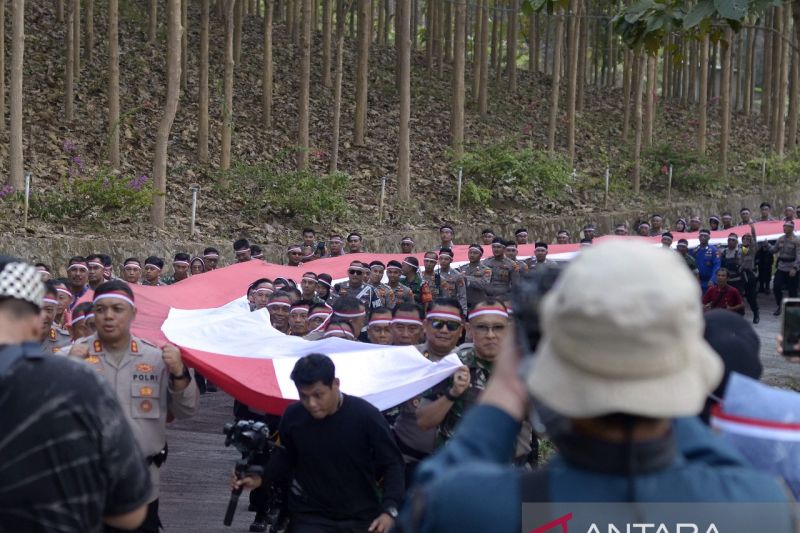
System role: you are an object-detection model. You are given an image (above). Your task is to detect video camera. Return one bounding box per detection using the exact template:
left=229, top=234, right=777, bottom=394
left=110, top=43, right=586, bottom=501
left=511, top=263, right=562, bottom=359
left=222, top=420, right=278, bottom=526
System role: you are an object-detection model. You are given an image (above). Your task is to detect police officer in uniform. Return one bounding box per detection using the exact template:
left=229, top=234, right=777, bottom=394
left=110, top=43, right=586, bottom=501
left=525, top=242, right=555, bottom=271
left=386, top=260, right=415, bottom=304
left=70, top=280, right=199, bottom=533
left=482, top=238, right=519, bottom=299
left=459, top=244, right=491, bottom=308
left=770, top=219, right=800, bottom=315
left=40, top=281, right=71, bottom=354
left=333, top=261, right=382, bottom=310
left=367, top=261, right=397, bottom=309
left=437, top=248, right=468, bottom=315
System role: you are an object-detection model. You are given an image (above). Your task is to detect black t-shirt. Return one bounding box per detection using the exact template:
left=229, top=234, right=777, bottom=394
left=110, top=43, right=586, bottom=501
left=266, top=394, right=405, bottom=522
left=0, top=344, right=151, bottom=533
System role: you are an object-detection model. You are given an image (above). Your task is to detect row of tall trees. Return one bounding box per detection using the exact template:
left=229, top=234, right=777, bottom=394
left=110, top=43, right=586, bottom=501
left=1, top=1, right=796, bottom=226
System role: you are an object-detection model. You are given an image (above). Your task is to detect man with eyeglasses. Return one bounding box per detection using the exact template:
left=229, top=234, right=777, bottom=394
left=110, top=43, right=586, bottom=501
left=286, top=245, right=303, bottom=267
left=366, top=307, right=394, bottom=345
left=391, top=298, right=470, bottom=485
left=333, top=261, right=382, bottom=310
left=347, top=232, right=364, bottom=254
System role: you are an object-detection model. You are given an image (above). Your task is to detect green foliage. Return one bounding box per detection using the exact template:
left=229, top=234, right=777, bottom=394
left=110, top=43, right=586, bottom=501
left=22, top=170, right=156, bottom=222
left=748, top=150, right=800, bottom=187
left=216, top=162, right=351, bottom=224
left=453, top=139, right=573, bottom=206
left=643, top=143, right=717, bottom=192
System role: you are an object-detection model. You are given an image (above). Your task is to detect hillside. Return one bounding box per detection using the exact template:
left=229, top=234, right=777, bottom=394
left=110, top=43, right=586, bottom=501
left=0, top=1, right=783, bottom=244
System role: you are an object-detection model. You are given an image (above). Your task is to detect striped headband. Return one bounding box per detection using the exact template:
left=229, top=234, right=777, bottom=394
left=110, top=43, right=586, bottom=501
left=368, top=318, right=393, bottom=326
left=203, top=252, right=220, bottom=258
left=42, top=297, right=59, bottom=305
left=307, top=311, right=332, bottom=321
left=302, top=275, right=318, bottom=282
left=70, top=313, right=87, bottom=326
left=87, top=261, right=105, bottom=268
left=334, top=310, right=366, bottom=319
left=402, top=260, right=418, bottom=268
left=469, top=306, right=509, bottom=320
left=290, top=306, right=310, bottom=314
left=329, top=237, right=343, bottom=243
left=348, top=264, right=368, bottom=272
left=324, top=326, right=355, bottom=339
left=427, top=311, right=463, bottom=323
left=392, top=317, right=423, bottom=326
left=173, top=260, right=190, bottom=266
left=423, top=257, right=438, bottom=263
left=287, top=246, right=302, bottom=253
left=124, top=263, right=141, bottom=269
left=94, top=291, right=136, bottom=308
left=386, top=265, right=402, bottom=271
left=254, top=287, right=274, bottom=294
left=144, top=264, right=162, bottom=271
left=234, top=249, right=249, bottom=254
left=267, top=301, right=291, bottom=308
left=56, top=287, right=74, bottom=300
left=516, top=231, right=528, bottom=237
left=317, top=278, right=332, bottom=288
left=401, top=238, right=414, bottom=244
left=68, top=264, right=88, bottom=272
left=468, top=245, right=483, bottom=252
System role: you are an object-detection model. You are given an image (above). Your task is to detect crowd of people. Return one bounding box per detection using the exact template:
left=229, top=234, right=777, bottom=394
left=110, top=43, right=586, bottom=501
left=3, top=201, right=800, bottom=533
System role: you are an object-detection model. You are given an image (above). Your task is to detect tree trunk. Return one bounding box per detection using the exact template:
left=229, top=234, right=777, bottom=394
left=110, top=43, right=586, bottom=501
left=149, top=0, right=157, bottom=43
left=790, top=3, right=800, bottom=149
left=376, top=0, right=384, bottom=46
left=221, top=0, right=234, bottom=170
left=478, top=0, right=489, bottom=116
left=8, top=0, right=23, bottom=190
left=698, top=34, right=709, bottom=155
left=151, top=0, right=182, bottom=228
left=644, top=53, right=655, bottom=147
left=622, top=47, right=631, bottom=140
left=444, top=0, right=452, bottom=62
left=397, top=0, right=410, bottom=201
left=688, top=38, right=697, bottom=103
left=262, top=0, right=273, bottom=128
left=435, top=0, right=444, bottom=77
left=451, top=0, right=465, bottom=155
left=292, top=0, right=301, bottom=44
left=73, top=0, right=80, bottom=81
left=763, top=9, right=774, bottom=119
left=58, top=0, right=63, bottom=21
left=0, top=0, right=5, bottom=135
left=330, top=1, right=350, bottom=173
left=507, top=0, right=517, bottom=91
left=472, top=0, right=483, bottom=100
left=744, top=22, right=755, bottom=115
left=720, top=27, right=732, bottom=176
left=234, top=0, right=243, bottom=63
left=565, top=0, right=579, bottom=166
left=65, top=0, right=74, bottom=121
left=490, top=1, right=498, bottom=72
left=181, top=0, right=188, bottom=89
left=632, top=49, right=644, bottom=194
left=86, top=0, right=93, bottom=62
left=108, top=0, right=120, bottom=168
left=354, top=0, right=370, bottom=145
left=662, top=34, right=671, bottom=101
left=198, top=0, right=209, bottom=162
left=322, top=0, right=331, bottom=86
left=531, top=12, right=539, bottom=74
left=576, top=1, right=587, bottom=111
left=411, top=0, right=417, bottom=50
left=297, top=0, right=311, bottom=170
left=775, top=5, right=791, bottom=155
left=425, top=0, right=433, bottom=69
left=547, top=8, right=564, bottom=152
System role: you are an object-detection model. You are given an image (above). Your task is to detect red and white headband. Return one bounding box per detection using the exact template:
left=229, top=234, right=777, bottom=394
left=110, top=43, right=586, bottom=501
left=144, top=264, right=162, bottom=271
left=468, top=245, right=483, bottom=253
left=391, top=317, right=423, bottom=326
left=87, top=261, right=104, bottom=269
left=469, top=305, right=509, bottom=320
left=254, top=287, right=274, bottom=295
left=324, top=326, right=355, bottom=339
left=334, top=310, right=366, bottom=319
left=317, top=278, right=332, bottom=288
left=307, top=311, right=332, bottom=321
left=402, top=260, right=418, bottom=269
left=203, top=252, right=220, bottom=258
left=124, top=263, right=141, bottom=270
left=368, top=317, right=393, bottom=327
left=173, top=260, right=190, bottom=267
left=234, top=249, right=249, bottom=255
left=287, top=246, right=303, bottom=254
left=302, top=275, right=318, bottom=282
left=94, top=291, right=136, bottom=308
left=386, top=265, right=402, bottom=271
left=56, top=287, right=74, bottom=300
left=68, top=264, right=88, bottom=272
left=427, top=310, right=463, bottom=323
left=267, top=301, right=291, bottom=308
left=42, top=297, right=59, bottom=306
left=290, top=306, right=310, bottom=315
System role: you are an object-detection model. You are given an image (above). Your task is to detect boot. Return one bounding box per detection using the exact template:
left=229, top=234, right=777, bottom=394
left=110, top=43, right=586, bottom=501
left=249, top=512, right=268, bottom=533
left=774, top=307, right=782, bottom=316
left=753, top=310, right=760, bottom=324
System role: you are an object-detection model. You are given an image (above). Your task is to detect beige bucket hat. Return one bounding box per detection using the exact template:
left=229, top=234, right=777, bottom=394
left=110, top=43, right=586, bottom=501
left=526, top=240, right=723, bottom=419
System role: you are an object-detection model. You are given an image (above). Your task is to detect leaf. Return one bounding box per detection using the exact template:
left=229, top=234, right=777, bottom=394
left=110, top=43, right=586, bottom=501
left=683, top=0, right=716, bottom=29
left=714, top=0, right=748, bottom=21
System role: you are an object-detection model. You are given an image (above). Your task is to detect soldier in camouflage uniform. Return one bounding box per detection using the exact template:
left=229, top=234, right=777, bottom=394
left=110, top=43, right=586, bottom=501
left=40, top=282, right=71, bottom=354
left=437, top=248, right=468, bottom=314
left=481, top=238, right=519, bottom=299
left=367, top=261, right=397, bottom=309
left=142, top=256, right=166, bottom=287
left=386, top=261, right=415, bottom=305
left=459, top=244, right=492, bottom=308
left=400, top=257, right=424, bottom=302
left=770, top=219, right=800, bottom=315
left=421, top=252, right=441, bottom=301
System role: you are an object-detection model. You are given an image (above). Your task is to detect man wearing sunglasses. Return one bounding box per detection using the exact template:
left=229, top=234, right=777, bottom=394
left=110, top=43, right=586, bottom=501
left=392, top=299, right=470, bottom=485
left=333, top=261, right=382, bottom=310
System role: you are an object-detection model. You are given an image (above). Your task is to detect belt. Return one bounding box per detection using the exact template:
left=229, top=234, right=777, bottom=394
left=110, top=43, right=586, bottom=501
left=146, top=443, right=168, bottom=468
left=392, top=430, right=429, bottom=462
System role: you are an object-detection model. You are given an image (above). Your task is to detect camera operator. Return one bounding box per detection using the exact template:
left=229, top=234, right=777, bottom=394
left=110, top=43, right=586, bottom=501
left=0, top=256, right=151, bottom=532
left=398, top=241, right=796, bottom=533
left=232, top=353, right=404, bottom=533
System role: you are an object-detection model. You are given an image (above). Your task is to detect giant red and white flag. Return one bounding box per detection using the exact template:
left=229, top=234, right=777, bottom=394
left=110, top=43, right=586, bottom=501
left=123, top=221, right=789, bottom=414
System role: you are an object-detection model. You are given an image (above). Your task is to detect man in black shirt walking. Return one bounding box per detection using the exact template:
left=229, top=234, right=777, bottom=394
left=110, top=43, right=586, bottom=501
left=234, top=353, right=404, bottom=533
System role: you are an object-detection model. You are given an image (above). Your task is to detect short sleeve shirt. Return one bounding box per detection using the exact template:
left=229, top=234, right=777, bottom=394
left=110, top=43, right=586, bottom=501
left=0, top=345, right=151, bottom=533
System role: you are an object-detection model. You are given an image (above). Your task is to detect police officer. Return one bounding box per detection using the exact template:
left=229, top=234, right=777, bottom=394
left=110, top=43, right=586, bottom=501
left=692, top=229, right=721, bottom=293
left=386, top=260, right=415, bottom=304
left=770, top=219, right=800, bottom=315
left=40, top=281, right=71, bottom=354
left=367, top=261, right=397, bottom=309
left=69, top=280, right=198, bottom=533
left=525, top=242, right=555, bottom=271
left=333, top=261, right=382, bottom=310
left=437, top=248, right=468, bottom=314
left=740, top=225, right=760, bottom=323
left=504, top=241, right=529, bottom=275
left=421, top=252, right=441, bottom=301
left=482, top=238, right=519, bottom=299
left=459, top=244, right=491, bottom=308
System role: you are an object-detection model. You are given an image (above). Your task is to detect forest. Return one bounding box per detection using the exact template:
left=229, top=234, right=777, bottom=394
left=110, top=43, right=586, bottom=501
left=0, top=0, right=795, bottom=238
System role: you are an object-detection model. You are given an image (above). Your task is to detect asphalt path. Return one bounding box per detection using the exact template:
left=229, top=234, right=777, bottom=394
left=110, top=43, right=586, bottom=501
left=159, top=291, right=798, bottom=532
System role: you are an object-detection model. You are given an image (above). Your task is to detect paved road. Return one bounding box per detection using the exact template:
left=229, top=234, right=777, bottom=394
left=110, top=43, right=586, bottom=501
left=159, top=293, right=798, bottom=532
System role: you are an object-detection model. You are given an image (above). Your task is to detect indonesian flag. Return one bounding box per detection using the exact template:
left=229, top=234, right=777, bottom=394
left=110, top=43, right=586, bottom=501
left=126, top=221, right=789, bottom=415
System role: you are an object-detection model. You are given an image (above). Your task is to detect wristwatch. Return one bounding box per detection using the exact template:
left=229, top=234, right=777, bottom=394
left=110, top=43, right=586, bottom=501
left=169, top=365, right=191, bottom=382
left=445, top=389, right=459, bottom=402
left=385, top=506, right=399, bottom=519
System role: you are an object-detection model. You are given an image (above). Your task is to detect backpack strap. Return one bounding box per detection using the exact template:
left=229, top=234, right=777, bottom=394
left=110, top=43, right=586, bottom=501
left=519, top=466, right=551, bottom=502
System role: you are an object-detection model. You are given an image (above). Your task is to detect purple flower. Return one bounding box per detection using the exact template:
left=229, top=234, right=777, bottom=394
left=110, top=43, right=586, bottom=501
left=62, top=139, right=76, bottom=153
left=0, top=184, right=14, bottom=198
left=129, top=174, right=149, bottom=192
left=72, top=156, right=84, bottom=170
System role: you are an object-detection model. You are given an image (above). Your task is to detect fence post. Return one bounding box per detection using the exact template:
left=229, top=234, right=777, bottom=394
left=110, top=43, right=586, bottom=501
left=457, top=167, right=463, bottom=210
left=189, top=185, right=199, bottom=236
left=603, top=166, right=609, bottom=210
left=667, top=164, right=673, bottom=206
left=23, top=172, right=31, bottom=228
left=378, top=176, right=386, bottom=225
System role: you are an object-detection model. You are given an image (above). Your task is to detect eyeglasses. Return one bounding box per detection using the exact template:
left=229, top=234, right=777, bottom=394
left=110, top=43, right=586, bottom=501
left=473, top=324, right=507, bottom=335
left=348, top=269, right=364, bottom=275
left=430, top=320, right=462, bottom=332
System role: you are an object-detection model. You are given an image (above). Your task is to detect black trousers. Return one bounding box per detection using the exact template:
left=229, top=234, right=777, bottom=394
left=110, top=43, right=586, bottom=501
left=735, top=271, right=759, bottom=314
left=105, top=499, right=160, bottom=533
left=773, top=270, right=799, bottom=307
left=290, top=513, right=373, bottom=533
left=758, top=265, right=773, bottom=292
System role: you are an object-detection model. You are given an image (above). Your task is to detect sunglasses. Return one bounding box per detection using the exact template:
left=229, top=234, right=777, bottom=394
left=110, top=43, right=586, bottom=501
left=430, top=319, right=461, bottom=332
left=348, top=269, right=365, bottom=275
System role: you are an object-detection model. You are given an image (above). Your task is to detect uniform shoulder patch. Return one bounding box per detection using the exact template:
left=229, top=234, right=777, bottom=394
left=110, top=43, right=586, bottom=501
left=138, top=338, right=160, bottom=349
left=93, top=339, right=103, bottom=352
